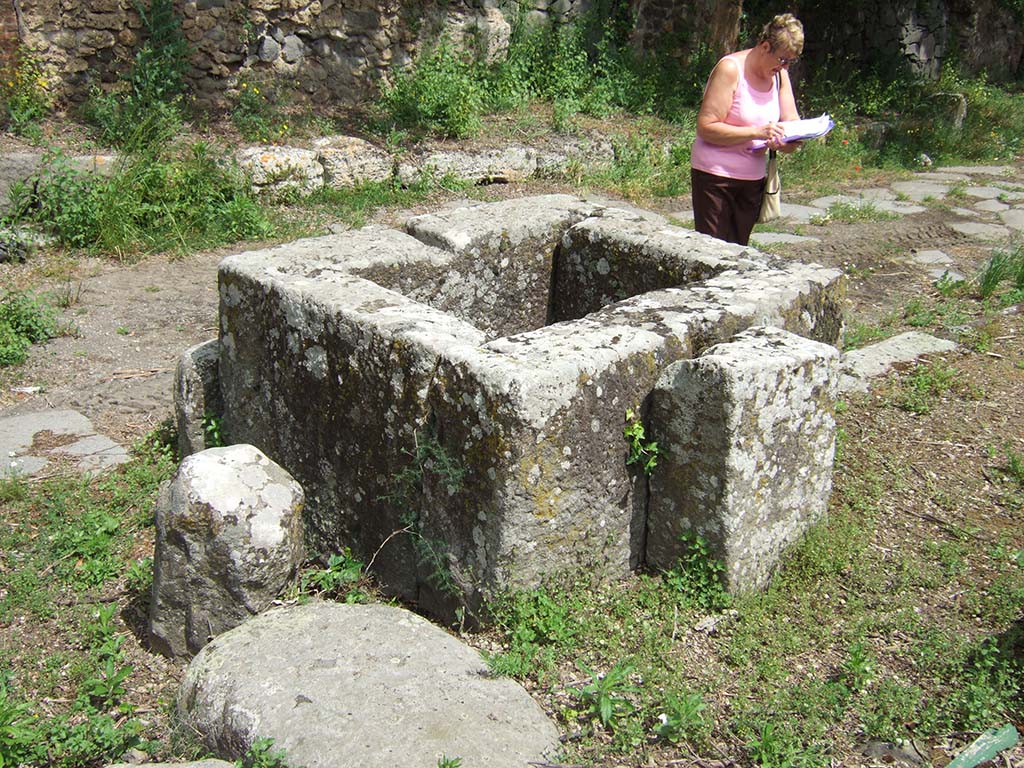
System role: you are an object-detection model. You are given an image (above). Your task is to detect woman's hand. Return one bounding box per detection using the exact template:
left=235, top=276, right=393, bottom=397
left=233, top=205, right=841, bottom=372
left=761, top=121, right=786, bottom=148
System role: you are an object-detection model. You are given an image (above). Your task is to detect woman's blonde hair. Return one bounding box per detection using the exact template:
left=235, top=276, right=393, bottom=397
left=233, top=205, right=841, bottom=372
left=760, top=13, right=804, bottom=55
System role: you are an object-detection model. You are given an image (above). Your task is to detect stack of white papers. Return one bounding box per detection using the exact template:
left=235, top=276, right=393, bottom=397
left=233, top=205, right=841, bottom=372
left=749, top=113, right=835, bottom=151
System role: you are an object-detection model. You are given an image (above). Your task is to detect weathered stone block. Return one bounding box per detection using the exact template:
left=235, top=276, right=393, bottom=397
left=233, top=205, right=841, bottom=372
left=235, top=146, right=324, bottom=197
left=647, top=326, right=840, bottom=592
left=314, top=135, right=393, bottom=187
left=397, top=145, right=538, bottom=187
left=149, top=444, right=305, bottom=658
left=215, top=196, right=844, bottom=614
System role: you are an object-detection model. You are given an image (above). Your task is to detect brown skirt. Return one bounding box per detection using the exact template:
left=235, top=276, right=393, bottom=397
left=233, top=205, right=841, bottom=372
left=691, top=168, right=767, bottom=246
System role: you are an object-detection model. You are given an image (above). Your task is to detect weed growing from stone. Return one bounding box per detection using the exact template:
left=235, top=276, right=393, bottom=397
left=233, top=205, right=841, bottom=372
left=298, top=550, right=370, bottom=603
left=662, top=532, right=729, bottom=611
left=436, top=757, right=462, bottom=768
left=237, top=737, right=300, bottom=768
left=202, top=410, right=226, bottom=448
left=382, top=429, right=466, bottom=601
left=624, top=407, right=659, bottom=476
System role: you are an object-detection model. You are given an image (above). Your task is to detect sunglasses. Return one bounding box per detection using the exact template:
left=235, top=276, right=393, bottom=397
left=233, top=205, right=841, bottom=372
left=774, top=53, right=800, bottom=67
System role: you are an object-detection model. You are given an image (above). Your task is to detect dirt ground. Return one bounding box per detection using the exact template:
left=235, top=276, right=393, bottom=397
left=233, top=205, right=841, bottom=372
left=1, top=122, right=1022, bottom=766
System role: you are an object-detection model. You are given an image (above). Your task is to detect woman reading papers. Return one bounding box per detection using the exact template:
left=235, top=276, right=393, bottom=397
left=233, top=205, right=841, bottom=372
left=690, top=13, right=805, bottom=245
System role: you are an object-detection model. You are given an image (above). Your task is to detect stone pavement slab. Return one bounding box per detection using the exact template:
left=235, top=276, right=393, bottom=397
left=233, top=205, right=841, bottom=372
left=808, top=194, right=925, bottom=215
left=929, top=267, right=966, bottom=282
left=779, top=201, right=821, bottom=223
left=963, top=185, right=1006, bottom=199
left=1001, top=209, right=1024, bottom=231
left=890, top=180, right=950, bottom=201
left=912, top=172, right=971, bottom=182
left=975, top=199, right=1010, bottom=213
left=941, top=165, right=1015, bottom=176
left=839, top=332, right=959, bottom=393
left=911, top=249, right=952, bottom=265
left=750, top=232, right=821, bottom=246
left=0, top=409, right=128, bottom=479
left=949, top=221, right=1012, bottom=240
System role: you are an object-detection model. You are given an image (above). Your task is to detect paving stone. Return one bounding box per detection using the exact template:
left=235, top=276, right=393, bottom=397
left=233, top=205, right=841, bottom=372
left=963, top=185, right=1005, bottom=199
left=807, top=194, right=923, bottom=215
left=997, top=189, right=1024, bottom=201
left=928, top=267, right=966, bottom=282
left=872, top=199, right=927, bottom=215
left=778, top=202, right=821, bottom=222
left=0, top=409, right=128, bottom=479
left=911, top=249, right=951, bottom=265
left=855, top=188, right=898, bottom=201
left=949, top=221, right=1012, bottom=240
left=750, top=232, right=821, bottom=245
left=951, top=207, right=980, bottom=218
left=911, top=172, right=971, bottom=182
left=889, top=180, right=950, bottom=201
left=974, top=199, right=1010, bottom=213
left=940, top=165, right=1015, bottom=176
left=839, top=332, right=958, bottom=393
left=1001, top=209, right=1024, bottom=231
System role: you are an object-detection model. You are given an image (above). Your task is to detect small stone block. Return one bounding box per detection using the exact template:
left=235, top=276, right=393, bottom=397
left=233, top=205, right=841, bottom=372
left=647, top=326, right=840, bottom=592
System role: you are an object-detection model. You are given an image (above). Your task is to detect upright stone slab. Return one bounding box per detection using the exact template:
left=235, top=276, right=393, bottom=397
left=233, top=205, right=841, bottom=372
left=647, top=326, right=840, bottom=592
left=174, top=339, right=222, bottom=459
left=405, top=194, right=596, bottom=338
left=149, top=444, right=305, bottom=658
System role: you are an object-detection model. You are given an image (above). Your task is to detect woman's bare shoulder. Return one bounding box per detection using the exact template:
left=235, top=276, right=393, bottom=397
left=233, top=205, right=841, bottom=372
left=708, top=54, right=741, bottom=84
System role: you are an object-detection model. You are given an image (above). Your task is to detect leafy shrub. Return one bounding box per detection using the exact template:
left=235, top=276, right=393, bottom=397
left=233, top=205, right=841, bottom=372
left=0, top=46, right=54, bottom=138
left=0, top=290, right=58, bottom=366
left=376, top=40, right=487, bottom=139
left=231, top=79, right=291, bottom=143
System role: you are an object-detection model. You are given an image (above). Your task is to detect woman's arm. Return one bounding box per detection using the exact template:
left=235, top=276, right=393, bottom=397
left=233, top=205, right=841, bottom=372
left=697, top=57, right=785, bottom=147
left=777, top=68, right=802, bottom=153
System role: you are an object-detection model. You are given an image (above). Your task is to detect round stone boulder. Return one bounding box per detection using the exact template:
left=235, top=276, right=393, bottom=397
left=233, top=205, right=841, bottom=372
left=177, top=601, right=560, bottom=768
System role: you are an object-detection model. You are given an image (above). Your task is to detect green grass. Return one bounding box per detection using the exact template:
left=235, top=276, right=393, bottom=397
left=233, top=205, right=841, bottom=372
left=480, top=484, right=1023, bottom=765
left=0, top=290, right=59, bottom=366
left=0, top=438, right=177, bottom=768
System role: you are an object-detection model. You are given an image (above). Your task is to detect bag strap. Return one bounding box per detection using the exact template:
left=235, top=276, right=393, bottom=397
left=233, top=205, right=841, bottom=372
left=763, top=71, right=782, bottom=191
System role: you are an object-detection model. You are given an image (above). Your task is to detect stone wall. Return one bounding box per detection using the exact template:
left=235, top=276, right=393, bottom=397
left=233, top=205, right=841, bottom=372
left=797, top=0, right=1023, bottom=80
left=10, top=0, right=1021, bottom=111
left=2, top=1, right=22, bottom=71
left=13, top=0, right=588, bottom=108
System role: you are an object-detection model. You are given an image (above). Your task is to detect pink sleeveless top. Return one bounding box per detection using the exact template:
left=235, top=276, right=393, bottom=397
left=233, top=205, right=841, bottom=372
left=691, top=54, right=779, bottom=181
